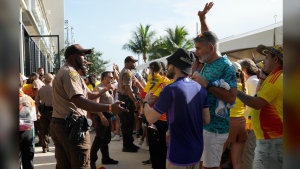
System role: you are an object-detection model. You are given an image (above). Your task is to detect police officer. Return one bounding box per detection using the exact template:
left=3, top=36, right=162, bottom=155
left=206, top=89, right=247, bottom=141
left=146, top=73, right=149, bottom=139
left=90, top=71, right=118, bottom=169
left=51, top=44, right=127, bottom=169
left=35, top=73, right=54, bottom=153
left=117, top=56, right=142, bottom=152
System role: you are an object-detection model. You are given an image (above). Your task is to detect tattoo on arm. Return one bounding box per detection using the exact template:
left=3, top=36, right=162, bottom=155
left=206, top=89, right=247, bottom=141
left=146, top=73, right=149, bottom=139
left=237, top=90, right=253, bottom=106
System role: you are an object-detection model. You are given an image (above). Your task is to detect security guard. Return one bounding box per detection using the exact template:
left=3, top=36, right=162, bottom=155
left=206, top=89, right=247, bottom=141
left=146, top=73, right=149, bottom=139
left=90, top=71, right=118, bottom=169
left=35, top=73, right=54, bottom=153
left=117, top=56, right=142, bottom=152
left=51, top=44, right=127, bottom=169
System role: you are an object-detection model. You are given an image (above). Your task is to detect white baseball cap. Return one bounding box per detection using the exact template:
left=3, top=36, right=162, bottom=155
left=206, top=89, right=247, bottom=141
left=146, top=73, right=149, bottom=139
left=231, top=61, right=241, bottom=73
left=20, top=74, right=28, bottom=81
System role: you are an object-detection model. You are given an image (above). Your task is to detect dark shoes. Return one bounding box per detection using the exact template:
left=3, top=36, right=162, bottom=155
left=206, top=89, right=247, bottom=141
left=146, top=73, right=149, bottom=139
left=122, top=147, right=138, bottom=152
left=102, top=158, right=118, bottom=165
left=131, top=144, right=139, bottom=149
left=42, top=149, right=49, bottom=153
left=142, top=159, right=151, bottom=165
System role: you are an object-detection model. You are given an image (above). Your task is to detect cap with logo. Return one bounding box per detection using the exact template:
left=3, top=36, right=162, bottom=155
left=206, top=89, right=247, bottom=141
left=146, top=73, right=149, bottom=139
left=256, top=44, right=283, bottom=61
left=166, top=48, right=195, bottom=75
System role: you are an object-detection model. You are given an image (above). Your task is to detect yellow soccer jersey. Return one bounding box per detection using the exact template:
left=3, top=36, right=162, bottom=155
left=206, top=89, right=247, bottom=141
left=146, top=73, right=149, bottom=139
left=252, top=67, right=283, bottom=140
left=144, top=74, right=170, bottom=96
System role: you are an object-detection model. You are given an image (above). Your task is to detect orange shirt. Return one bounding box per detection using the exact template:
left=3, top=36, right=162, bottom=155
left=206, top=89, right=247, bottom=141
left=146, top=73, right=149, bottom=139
left=22, top=84, right=34, bottom=98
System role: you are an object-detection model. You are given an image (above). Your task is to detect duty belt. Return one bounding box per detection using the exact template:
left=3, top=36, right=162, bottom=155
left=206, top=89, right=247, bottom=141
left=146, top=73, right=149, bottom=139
left=52, top=117, right=66, bottom=125
left=44, top=106, right=53, bottom=111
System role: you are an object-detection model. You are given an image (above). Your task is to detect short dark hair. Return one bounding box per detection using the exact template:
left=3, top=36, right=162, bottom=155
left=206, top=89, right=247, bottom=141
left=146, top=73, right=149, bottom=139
left=193, top=31, right=219, bottom=50
left=38, top=67, right=44, bottom=70
left=101, top=71, right=113, bottom=81
left=30, top=72, right=39, bottom=78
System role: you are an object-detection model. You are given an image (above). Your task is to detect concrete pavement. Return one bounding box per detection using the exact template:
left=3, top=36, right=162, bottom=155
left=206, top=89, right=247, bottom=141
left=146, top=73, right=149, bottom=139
left=33, top=131, right=151, bottom=169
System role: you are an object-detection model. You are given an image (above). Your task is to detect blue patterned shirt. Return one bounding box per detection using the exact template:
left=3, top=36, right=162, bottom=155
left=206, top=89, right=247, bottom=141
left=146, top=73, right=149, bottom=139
left=200, top=55, right=237, bottom=134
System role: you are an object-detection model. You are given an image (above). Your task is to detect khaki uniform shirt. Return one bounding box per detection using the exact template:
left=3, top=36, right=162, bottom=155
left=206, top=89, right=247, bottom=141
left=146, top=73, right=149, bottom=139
left=33, top=79, right=45, bottom=90
left=117, top=68, right=136, bottom=95
left=52, top=62, right=89, bottom=118
left=35, top=84, right=52, bottom=107
left=94, top=83, right=114, bottom=105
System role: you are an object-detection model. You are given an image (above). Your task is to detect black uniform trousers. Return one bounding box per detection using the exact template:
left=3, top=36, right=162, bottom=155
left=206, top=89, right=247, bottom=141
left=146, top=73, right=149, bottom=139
left=118, top=94, right=136, bottom=149
left=90, top=113, right=112, bottom=163
left=148, top=120, right=168, bottom=169
left=19, top=129, right=34, bottom=169
left=40, top=108, right=52, bottom=151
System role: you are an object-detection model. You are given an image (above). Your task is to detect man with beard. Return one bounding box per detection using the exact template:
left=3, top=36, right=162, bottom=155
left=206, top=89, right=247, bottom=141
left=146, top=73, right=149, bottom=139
left=190, top=3, right=237, bottom=169
left=117, top=56, right=142, bottom=152
left=38, top=67, right=45, bottom=82
left=237, top=45, right=283, bottom=169
left=51, top=44, right=128, bottom=169
left=143, top=48, right=210, bottom=169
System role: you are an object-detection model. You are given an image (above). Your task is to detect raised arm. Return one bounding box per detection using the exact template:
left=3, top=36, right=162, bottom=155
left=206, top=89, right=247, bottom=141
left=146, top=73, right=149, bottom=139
left=198, top=2, right=214, bottom=32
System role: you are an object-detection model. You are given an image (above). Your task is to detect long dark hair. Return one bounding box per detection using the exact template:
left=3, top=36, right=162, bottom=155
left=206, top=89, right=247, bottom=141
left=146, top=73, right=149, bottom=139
left=149, top=61, right=162, bottom=80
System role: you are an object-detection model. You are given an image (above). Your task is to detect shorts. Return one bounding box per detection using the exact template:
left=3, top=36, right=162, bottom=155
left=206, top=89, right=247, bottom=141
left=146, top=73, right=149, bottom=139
left=200, top=130, right=228, bottom=167
left=226, top=117, right=248, bottom=142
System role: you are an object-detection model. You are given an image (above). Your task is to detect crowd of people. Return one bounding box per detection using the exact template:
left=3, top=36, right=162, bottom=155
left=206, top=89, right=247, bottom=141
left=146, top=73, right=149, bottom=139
left=19, top=2, right=283, bottom=169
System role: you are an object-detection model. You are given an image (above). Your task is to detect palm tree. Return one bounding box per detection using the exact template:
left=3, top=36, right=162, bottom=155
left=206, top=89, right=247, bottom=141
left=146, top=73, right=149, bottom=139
left=122, top=24, right=156, bottom=63
left=148, top=26, right=194, bottom=61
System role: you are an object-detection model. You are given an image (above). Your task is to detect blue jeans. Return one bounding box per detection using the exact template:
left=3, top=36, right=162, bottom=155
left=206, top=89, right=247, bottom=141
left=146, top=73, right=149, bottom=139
left=253, top=137, right=283, bottom=169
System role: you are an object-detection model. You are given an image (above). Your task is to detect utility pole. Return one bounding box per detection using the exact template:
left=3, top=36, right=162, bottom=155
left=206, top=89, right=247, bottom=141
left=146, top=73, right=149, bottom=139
left=71, top=26, right=75, bottom=44
left=64, top=20, right=69, bottom=46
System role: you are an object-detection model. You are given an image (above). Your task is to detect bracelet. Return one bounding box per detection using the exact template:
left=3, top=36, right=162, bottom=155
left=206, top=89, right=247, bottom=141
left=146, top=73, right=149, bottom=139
left=143, top=101, right=148, bottom=108
left=105, top=87, right=109, bottom=91
left=108, top=104, right=112, bottom=112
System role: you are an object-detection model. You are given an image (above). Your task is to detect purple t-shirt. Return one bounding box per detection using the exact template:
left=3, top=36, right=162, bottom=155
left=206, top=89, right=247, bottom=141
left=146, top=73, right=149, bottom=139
left=153, top=77, right=209, bottom=166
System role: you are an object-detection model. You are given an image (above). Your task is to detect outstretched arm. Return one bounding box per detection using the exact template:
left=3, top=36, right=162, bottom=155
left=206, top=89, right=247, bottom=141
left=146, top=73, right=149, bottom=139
left=198, top=2, right=214, bottom=32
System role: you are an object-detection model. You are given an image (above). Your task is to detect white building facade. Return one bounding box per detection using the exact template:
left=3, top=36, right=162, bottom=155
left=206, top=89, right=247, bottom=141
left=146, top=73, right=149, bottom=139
left=19, top=0, right=64, bottom=75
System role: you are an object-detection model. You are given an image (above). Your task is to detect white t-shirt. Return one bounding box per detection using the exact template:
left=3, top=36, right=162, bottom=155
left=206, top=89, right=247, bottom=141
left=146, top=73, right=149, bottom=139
left=244, top=75, right=259, bottom=117
left=113, top=80, right=118, bottom=102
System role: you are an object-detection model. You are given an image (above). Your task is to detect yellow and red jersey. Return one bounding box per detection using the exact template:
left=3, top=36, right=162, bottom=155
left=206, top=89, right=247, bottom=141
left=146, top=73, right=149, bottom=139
left=252, top=67, right=283, bottom=140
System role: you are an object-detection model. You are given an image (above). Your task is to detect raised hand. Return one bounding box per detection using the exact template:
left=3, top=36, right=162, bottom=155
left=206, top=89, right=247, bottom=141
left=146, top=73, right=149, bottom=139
left=198, top=2, right=214, bottom=18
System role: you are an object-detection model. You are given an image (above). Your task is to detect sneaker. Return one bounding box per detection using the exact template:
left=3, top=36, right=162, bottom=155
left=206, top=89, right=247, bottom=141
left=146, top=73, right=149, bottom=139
left=131, top=144, right=140, bottom=149
left=111, top=135, right=120, bottom=141
left=111, top=132, right=115, bottom=138
left=138, top=138, right=144, bottom=145
left=148, top=124, right=158, bottom=131
left=102, top=158, right=118, bottom=165
left=141, top=145, right=149, bottom=151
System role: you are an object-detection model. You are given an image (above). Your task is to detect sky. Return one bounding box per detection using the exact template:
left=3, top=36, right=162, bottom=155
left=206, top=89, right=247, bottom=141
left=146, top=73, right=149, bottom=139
left=65, top=0, right=283, bottom=72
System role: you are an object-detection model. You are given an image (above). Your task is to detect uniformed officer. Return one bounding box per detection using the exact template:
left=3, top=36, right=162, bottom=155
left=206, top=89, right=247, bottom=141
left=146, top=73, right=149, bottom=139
left=50, top=44, right=127, bottom=169
left=35, top=73, right=54, bottom=153
left=117, top=56, right=142, bottom=152
left=90, top=71, right=118, bottom=169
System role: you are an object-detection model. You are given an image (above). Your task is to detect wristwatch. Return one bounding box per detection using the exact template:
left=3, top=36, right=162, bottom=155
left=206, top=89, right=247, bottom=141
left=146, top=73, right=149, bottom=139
left=206, top=81, right=213, bottom=91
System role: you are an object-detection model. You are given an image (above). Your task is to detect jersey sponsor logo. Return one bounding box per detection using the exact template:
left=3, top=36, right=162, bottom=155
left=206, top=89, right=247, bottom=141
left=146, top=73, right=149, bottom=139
left=69, top=71, right=79, bottom=82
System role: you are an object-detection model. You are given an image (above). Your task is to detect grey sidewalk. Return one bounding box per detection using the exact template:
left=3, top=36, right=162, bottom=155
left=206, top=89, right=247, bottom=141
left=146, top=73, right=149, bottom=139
left=33, top=132, right=151, bottom=169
